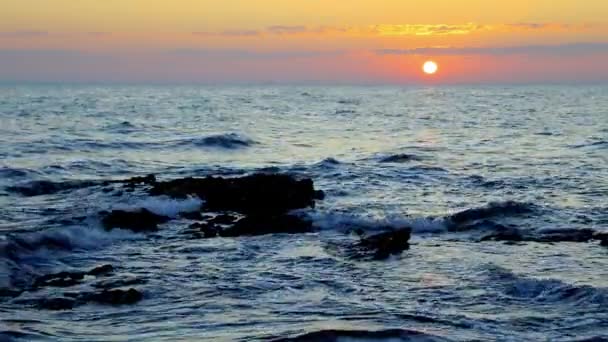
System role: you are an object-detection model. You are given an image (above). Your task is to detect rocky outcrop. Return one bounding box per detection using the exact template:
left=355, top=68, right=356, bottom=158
left=149, top=173, right=324, bottom=214
left=480, top=227, right=608, bottom=245
left=101, top=209, right=170, bottom=232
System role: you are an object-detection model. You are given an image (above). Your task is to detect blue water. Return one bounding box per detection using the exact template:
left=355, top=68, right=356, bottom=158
left=1, top=85, right=607, bottom=341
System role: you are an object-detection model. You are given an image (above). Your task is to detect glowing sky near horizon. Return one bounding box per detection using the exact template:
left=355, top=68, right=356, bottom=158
left=1, top=0, right=607, bottom=83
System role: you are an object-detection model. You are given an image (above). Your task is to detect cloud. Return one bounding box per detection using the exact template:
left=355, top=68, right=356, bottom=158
left=193, top=30, right=260, bottom=37
left=376, top=42, right=608, bottom=56
left=370, top=23, right=488, bottom=36
left=167, top=49, right=346, bottom=60
left=266, top=25, right=308, bottom=34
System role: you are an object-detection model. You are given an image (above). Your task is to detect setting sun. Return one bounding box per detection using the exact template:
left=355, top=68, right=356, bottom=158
left=423, top=61, right=438, bottom=74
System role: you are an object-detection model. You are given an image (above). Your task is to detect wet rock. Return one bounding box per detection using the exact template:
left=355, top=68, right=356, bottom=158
left=209, top=213, right=239, bottom=225
left=149, top=173, right=323, bottom=214
left=36, top=297, right=76, bottom=311
left=448, top=201, right=535, bottom=226
left=480, top=227, right=608, bottom=244
left=479, top=228, right=524, bottom=242
left=87, top=264, right=114, bottom=276
left=0, top=288, right=23, bottom=298
left=219, top=214, right=313, bottom=237
left=84, top=288, right=143, bottom=305
left=101, top=209, right=170, bottom=232
left=356, top=228, right=412, bottom=260
left=379, top=154, right=421, bottom=163
left=272, top=329, right=449, bottom=342
left=189, top=222, right=219, bottom=238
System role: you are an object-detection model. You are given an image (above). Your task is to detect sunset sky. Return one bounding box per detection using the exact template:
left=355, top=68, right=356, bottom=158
left=2, top=0, right=608, bottom=84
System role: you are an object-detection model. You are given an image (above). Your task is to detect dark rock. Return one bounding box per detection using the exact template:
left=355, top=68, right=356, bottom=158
left=219, top=214, right=313, bottom=237
left=272, top=329, right=448, bottom=342
left=36, top=297, right=76, bottom=310
left=84, top=288, right=143, bottom=305
left=149, top=173, right=321, bottom=214
left=189, top=222, right=219, bottom=238
left=534, top=228, right=596, bottom=243
left=209, top=213, right=239, bottom=225
left=0, top=288, right=23, bottom=298
left=101, top=209, right=170, bottom=232
left=379, top=154, right=421, bottom=163
left=594, top=232, right=608, bottom=246
left=448, top=201, right=534, bottom=226
left=357, top=228, right=412, bottom=260
left=479, top=228, right=524, bottom=242
left=87, top=264, right=114, bottom=276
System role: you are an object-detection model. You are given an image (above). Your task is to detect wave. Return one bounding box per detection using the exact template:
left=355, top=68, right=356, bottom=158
left=6, top=179, right=102, bottom=197
left=112, top=196, right=203, bottom=218
left=446, top=201, right=537, bottom=226
left=304, top=211, right=447, bottom=234
left=0, top=225, right=140, bottom=289
left=179, top=133, right=258, bottom=149
left=0, top=167, right=40, bottom=179
left=483, top=265, right=608, bottom=306
left=272, top=329, right=452, bottom=342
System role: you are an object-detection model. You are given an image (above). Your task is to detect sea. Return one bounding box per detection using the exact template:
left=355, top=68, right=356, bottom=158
left=0, top=85, right=607, bottom=341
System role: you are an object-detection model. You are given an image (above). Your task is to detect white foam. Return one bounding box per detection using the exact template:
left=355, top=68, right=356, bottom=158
left=115, top=196, right=203, bottom=218
left=303, top=211, right=447, bottom=234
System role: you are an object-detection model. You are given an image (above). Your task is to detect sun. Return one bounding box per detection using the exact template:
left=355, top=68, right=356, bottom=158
left=423, top=61, right=438, bottom=75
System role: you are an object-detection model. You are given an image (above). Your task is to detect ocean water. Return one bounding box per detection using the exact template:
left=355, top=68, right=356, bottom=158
left=0, top=85, right=607, bottom=341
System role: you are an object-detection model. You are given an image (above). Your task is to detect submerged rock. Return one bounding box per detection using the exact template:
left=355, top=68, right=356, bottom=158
left=379, top=154, right=421, bottom=163
left=36, top=297, right=76, bottom=311
left=149, top=173, right=323, bottom=214
left=448, top=201, right=535, bottom=226
left=357, top=228, right=412, bottom=260
left=479, top=227, right=608, bottom=245
left=33, top=265, right=115, bottom=288
left=101, top=209, right=170, bottom=232
left=83, top=288, right=143, bottom=305
left=273, top=329, right=450, bottom=342
left=219, top=214, right=313, bottom=237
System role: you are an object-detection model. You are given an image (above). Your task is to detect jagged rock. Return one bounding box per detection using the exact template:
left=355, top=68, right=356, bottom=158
left=356, top=228, right=412, bottom=260
left=101, top=209, right=170, bottom=232
left=149, top=174, right=323, bottom=214
left=219, top=214, right=313, bottom=237
left=36, top=297, right=76, bottom=310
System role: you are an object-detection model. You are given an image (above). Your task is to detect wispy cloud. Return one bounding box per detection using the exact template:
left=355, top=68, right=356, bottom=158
left=190, top=22, right=586, bottom=38
left=377, top=42, right=608, bottom=56
left=193, top=30, right=260, bottom=37
left=370, top=23, right=488, bottom=36
left=167, top=49, right=345, bottom=60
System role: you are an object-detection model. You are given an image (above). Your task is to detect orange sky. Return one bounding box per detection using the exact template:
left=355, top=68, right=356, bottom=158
left=1, top=0, right=607, bottom=83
